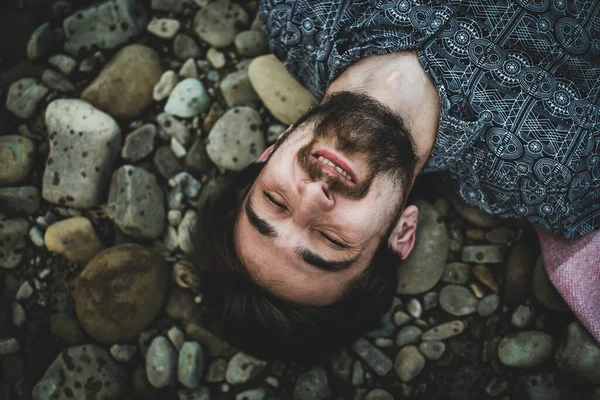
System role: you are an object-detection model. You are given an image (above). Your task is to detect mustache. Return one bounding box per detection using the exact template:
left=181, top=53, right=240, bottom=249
left=297, top=139, right=373, bottom=200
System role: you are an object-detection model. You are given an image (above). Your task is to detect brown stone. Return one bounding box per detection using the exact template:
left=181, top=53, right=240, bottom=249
left=45, top=217, right=104, bottom=264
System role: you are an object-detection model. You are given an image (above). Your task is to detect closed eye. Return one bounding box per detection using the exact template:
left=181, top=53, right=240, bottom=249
left=264, top=191, right=287, bottom=210
left=320, top=232, right=347, bottom=248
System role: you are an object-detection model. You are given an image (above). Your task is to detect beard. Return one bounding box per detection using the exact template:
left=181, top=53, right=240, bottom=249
left=287, top=91, right=417, bottom=202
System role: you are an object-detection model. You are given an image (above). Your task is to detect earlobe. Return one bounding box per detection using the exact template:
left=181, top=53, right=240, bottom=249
left=388, top=205, right=419, bottom=260
left=256, top=125, right=294, bottom=163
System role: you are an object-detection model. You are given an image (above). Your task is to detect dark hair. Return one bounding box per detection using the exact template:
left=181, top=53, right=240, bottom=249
left=189, top=92, right=414, bottom=362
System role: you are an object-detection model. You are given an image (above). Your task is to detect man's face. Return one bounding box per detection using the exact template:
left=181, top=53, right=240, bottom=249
left=234, top=122, right=411, bottom=306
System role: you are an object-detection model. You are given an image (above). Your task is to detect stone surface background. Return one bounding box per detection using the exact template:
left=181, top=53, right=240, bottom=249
left=1, top=0, right=600, bottom=399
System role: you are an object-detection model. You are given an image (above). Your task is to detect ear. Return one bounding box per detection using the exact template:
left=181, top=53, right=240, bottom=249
left=387, top=205, right=419, bottom=260
left=256, top=126, right=293, bottom=163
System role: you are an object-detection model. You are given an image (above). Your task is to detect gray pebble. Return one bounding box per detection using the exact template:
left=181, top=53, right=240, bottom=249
left=423, top=292, right=438, bottom=310
left=234, top=30, right=269, bottom=57
left=154, top=70, right=179, bottom=101
left=0, top=186, right=40, bottom=214
left=394, top=346, right=425, bottom=383
left=497, top=331, right=554, bottom=368
left=6, top=78, right=48, bottom=119
left=206, top=106, right=265, bottom=171
left=171, top=137, right=187, bottom=158
left=393, top=311, right=412, bottom=327
left=418, top=341, right=446, bottom=360
left=15, top=281, right=34, bottom=301
left=420, top=320, right=465, bottom=341
left=170, top=172, right=202, bottom=198
left=63, top=0, right=149, bottom=55
left=365, top=389, right=394, bottom=400
left=12, top=302, right=26, bottom=327
left=154, top=146, right=185, bottom=178
left=178, top=342, right=204, bottom=389
left=173, top=34, right=202, bottom=61
left=185, top=138, right=213, bottom=175
left=0, top=338, right=21, bottom=355
left=122, top=124, right=157, bottom=162
left=395, top=325, right=422, bottom=347
left=330, top=349, right=353, bottom=383
left=179, top=59, right=198, bottom=79
left=0, top=215, right=30, bottom=269
left=516, top=373, right=569, bottom=400
left=168, top=210, right=183, bottom=226
left=110, top=344, right=137, bottom=363
left=452, top=199, right=501, bottom=228
left=462, top=245, right=505, bottom=264
left=167, top=326, right=185, bottom=350
left=107, top=165, right=166, bottom=239
left=439, top=285, right=478, bottom=316
left=351, top=361, right=364, bottom=386
left=41, top=69, right=76, bottom=93
left=225, top=352, right=267, bottom=385
left=158, top=113, right=191, bottom=145
left=292, top=367, right=331, bottom=400
left=43, top=99, right=121, bottom=208
left=147, top=17, right=181, bottom=39
left=206, top=358, right=228, bottom=382
left=477, top=293, right=500, bottom=316
left=193, top=0, right=249, bottom=48
left=147, top=336, right=178, bottom=388
left=168, top=189, right=185, bottom=210
left=406, top=298, right=422, bottom=318
left=29, top=226, right=45, bottom=248
left=267, top=124, right=287, bottom=144
left=485, top=227, right=515, bottom=244
left=220, top=70, right=260, bottom=107
left=0, top=135, right=35, bottom=186
left=48, top=54, right=77, bottom=75
left=165, top=78, right=211, bottom=118
left=178, top=386, right=211, bottom=400
left=396, top=201, right=447, bottom=294
left=27, top=22, right=57, bottom=60
left=163, top=226, right=179, bottom=252
left=351, top=338, right=393, bottom=376
left=178, top=210, right=197, bottom=254
left=511, top=304, right=535, bottom=328
left=236, top=388, right=266, bottom=400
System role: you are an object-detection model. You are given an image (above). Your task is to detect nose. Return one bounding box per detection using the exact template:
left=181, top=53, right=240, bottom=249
left=296, top=180, right=335, bottom=220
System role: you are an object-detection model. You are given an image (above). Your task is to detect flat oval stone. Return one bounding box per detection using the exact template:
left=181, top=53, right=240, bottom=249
left=418, top=341, right=446, bottom=360
left=75, top=244, right=169, bottom=343
left=477, top=293, right=500, bottom=316
left=439, top=285, right=478, bottom=316
left=165, top=78, right=211, bottom=118
left=394, top=346, right=425, bottom=382
left=82, top=45, right=163, bottom=119
left=234, top=30, right=268, bottom=57
left=397, top=201, right=448, bottom=294
left=147, top=336, right=177, bottom=388
left=421, top=320, right=465, bottom=341
left=206, top=106, right=265, bottom=171
left=5, top=78, right=48, bottom=119
left=442, top=262, right=471, bottom=284
left=178, top=342, right=204, bottom=389
left=351, top=338, right=392, bottom=376
left=249, top=55, right=316, bottom=125
left=497, top=331, right=554, bottom=368
left=45, top=216, right=104, bottom=264
left=193, top=0, right=248, bottom=48
left=0, top=135, right=35, bottom=185
left=107, top=165, right=166, bottom=239
left=121, top=123, right=157, bottom=162
left=43, top=99, right=121, bottom=208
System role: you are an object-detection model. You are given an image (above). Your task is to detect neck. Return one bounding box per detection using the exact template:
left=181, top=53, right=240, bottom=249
left=326, top=51, right=440, bottom=176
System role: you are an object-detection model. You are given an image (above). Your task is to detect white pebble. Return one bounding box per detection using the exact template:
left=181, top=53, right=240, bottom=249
left=110, top=344, right=137, bottom=362
left=374, top=338, right=394, bottom=348
left=12, top=302, right=26, bottom=327
left=15, top=281, right=34, bottom=301
left=147, top=18, right=181, bottom=39
left=407, top=298, right=423, bottom=319
left=221, top=383, right=229, bottom=393
left=171, top=137, right=187, bottom=158
left=29, top=226, right=45, bottom=247
left=154, top=70, right=179, bottom=101
left=168, top=210, right=183, bottom=226
left=207, top=48, right=226, bottom=69
left=265, top=376, right=279, bottom=388
left=163, top=226, right=179, bottom=252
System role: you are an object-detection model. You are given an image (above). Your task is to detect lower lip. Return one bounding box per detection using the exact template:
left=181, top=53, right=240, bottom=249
left=312, top=150, right=358, bottom=183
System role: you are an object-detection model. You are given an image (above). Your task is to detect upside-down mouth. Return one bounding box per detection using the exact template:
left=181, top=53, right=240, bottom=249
left=311, top=150, right=358, bottom=185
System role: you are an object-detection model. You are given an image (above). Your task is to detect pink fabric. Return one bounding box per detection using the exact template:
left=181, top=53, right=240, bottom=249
left=536, top=227, right=600, bottom=344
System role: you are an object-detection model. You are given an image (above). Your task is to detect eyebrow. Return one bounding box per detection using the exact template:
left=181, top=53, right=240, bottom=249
left=245, top=190, right=359, bottom=271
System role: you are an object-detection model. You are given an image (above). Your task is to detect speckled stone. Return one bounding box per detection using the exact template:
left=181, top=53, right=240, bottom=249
left=225, top=352, right=267, bottom=385
left=5, top=78, right=48, bottom=119
left=165, top=78, right=211, bottom=118
left=292, top=367, right=331, bottom=400
left=0, top=215, right=29, bottom=269
left=193, top=0, right=249, bottom=48
left=147, top=336, right=178, bottom=388
left=220, top=70, right=260, bottom=107
left=234, top=30, right=269, bottom=57
left=497, top=331, right=555, bottom=368
left=43, top=99, right=121, bottom=208
left=418, top=341, right=446, bottom=360
left=121, top=124, right=157, bottom=162
left=421, top=320, right=465, bottom=341
left=0, top=135, right=35, bottom=185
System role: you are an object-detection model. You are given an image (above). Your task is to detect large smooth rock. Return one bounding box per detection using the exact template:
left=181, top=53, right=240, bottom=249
left=32, top=345, right=127, bottom=400
left=497, top=331, right=555, bottom=368
left=5, top=78, right=48, bottom=119
left=193, top=0, right=248, bottom=48
left=555, top=322, right=600, bottom=384
left=45, top=217, right=104, bottom=264
left=0, top=215, right=29, bottom=269
left=397, top=201, right=448, bottom=294
left=43, top=99, right=121, bottom=208
left=0, top=135, right=35, bottom=185
left=107, top=165, right=165, bottom=239
left=82, top=45, right=163, bottom=119
left=206, top=106, right=264, bottom=171
left=292, top=367, right=331, bottom=400
left=249, top=55, right=317, bottom=125
left=75, top=244, right=169, bottom=343
left=63, top=0, right=148, bottom=55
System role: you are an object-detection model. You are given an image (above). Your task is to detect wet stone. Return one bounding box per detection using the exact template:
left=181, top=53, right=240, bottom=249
left=352, top=361, right=364, bottom=386
left=234, top=30, right=269, bottom=57
left=206, top=106, right=265, bottom=171
left=477, top=294, right=500, bottom=317
left=15, top=281, right=34, bottom=301
left=418, top=341, right=446, bottom=360
left=351, top=338, right=393, bottom=376
left=225, top=352, right=267, bottom=385
left=63, top=0, right=149, bottom=55
left=168, top=326, right=185, bottom=350
left=173, top=34, right=202, bottom=60
left=497, top=331, right=555, bottom=368
left=472, top=264, right=499, bottom=293
left=462, top=245, right=505, bottom=264
left=170, top=172, right=202, bottom=198
left=41, top=69, right=76, bottom=92
left=29, top=226, right=45, bottom=247
left=43, top=99, right=121, bottom=208
left=147, top=17, right=181, bottom=39
left=485, top=226, right=515, bottom=244
left=165, top=78, right=211, bottom=118
left=122, top=124, right=157, bottom=162
left=107, top=165, right=166, bottom=239
left=439, top=285, right=478, bottom=316
left=292, top=367, right=331, bottom=400
left=110, top=344, right=137, bottom=363
left=6, top=78, right=48, bottom=119
left=511, top=304, right=535, bottom=328
left=154, top=145, right=185, bottom=178
left=394, top=346, right=425, bottom=383
left=206, top=358, right=228, bottom=382
left=32, top=345, right=127, bottom=400
left=178, top=210, right=197, bottom=254
left=0, top=215, right=29, bottom=269
left=220, top=70, right=260, bottom=107
left=49, top=54, right=77, bottom=75
left=207, top=48, right=226, bottom=69
left=147, top=336, right=178, bottom=388
left=193, top=0, right=249, bottom=48
left=178, top=342, right=204, bottom=389
left=452, top=198, right=502, bottom=228
left=395, top=325, right=422, bottom=347
left=421, top=320, right=465, bottom=341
